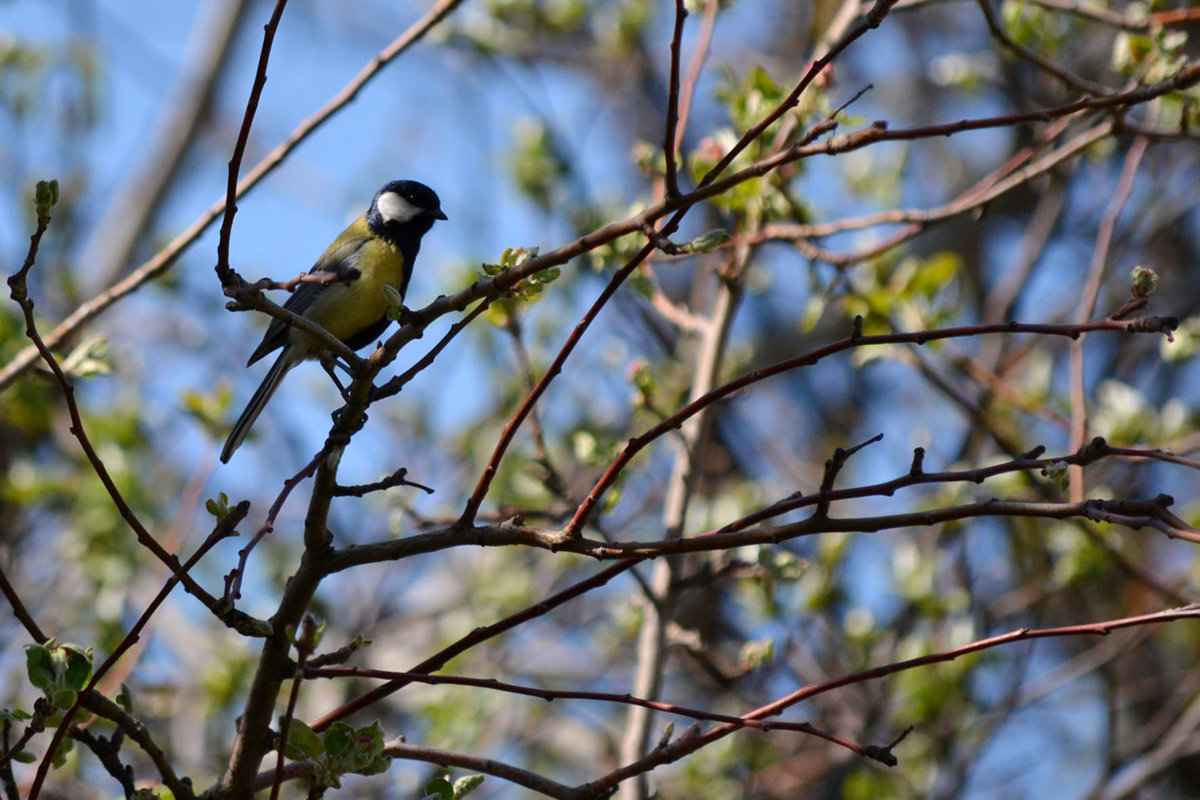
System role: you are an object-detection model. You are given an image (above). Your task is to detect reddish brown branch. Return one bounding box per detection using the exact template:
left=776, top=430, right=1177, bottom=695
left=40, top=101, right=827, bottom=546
left=578, top=496, right=1199, bottom=559
left=575, top=605, right=1200, bottom=795
left=566, top=317, right=1178, bottom=535
left=8, top=206, right=236, bottom=631
left=306, top=665, right=883, bottom=760
left=459, top=243, right=655, bottom=525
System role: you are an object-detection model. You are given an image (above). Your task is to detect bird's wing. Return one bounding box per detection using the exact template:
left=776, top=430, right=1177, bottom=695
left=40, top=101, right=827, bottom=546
left=245, top=225, right=369, bottom=366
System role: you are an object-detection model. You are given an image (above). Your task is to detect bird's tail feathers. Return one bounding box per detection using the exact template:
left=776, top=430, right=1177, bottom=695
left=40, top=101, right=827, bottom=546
left=220, top=348, right=298, bottom=463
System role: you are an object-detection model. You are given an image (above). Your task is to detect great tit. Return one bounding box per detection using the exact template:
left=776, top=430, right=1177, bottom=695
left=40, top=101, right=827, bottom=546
left=220, top=179, right=446, bottom=463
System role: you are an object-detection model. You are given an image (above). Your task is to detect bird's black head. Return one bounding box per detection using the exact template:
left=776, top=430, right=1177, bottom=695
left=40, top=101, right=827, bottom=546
left=367, top=180, right=447, bottom=243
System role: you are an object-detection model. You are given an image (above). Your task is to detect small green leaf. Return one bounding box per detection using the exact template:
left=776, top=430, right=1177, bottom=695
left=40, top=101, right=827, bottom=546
left=738, top=638, right=775, bottom=670
left=322, top=721, right=355, bottom=758
left=453, top=774, right=486, bottom=798
left=601, top=482, right=622, bottom=514
left=382, top=284, right=404, bottom=310
left=51, top=735, right=74, bottom=768
left=325, top=721, right=385, bottom=774
left=0, top=708, right=32, bottom=722
left=284, top=719, right=325, bottom=761
left=60, top=336, right=110, bottom=378
left=801, top=295, right=825, bottom=333
left=34, top=179, right=59, bottom=218
left=26, top=644, right=55, bottom=690
left=205, top=492, right=229, bottom=520
left=529, top=266, right=560, bottom=286
left=1131, top=265, right=1158, bottom=297
left=356, top=754, right=391, bottom=776
left=1041, top=460, right=1070, bottom=491
left=424, top=776, right=454, bottom=800
left=517, top=282, right=545, bottom=300
left=295, top=615, right=324, bottom=653
left=501, top=246, right=540, bottom=268
left=116, top=684, right=134, bottom=713
left=51, top=688, right=78, bottom=711
left=628, top=359, right=657, bottom=409
left=60, top=644, right=93, bottom=691
left=628, top=271, right=654, bottom=299
left=681, top=229, right=731, bottom=254
left=13, top=750, right=37, bottom=764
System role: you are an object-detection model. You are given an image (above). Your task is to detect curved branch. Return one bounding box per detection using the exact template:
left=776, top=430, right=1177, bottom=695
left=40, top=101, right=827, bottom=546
left=574, top=604, right=1200, bottom=796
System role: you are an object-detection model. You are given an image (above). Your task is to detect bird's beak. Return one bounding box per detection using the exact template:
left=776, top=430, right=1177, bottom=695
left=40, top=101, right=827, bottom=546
left=433, top=208, right=448, bottom=221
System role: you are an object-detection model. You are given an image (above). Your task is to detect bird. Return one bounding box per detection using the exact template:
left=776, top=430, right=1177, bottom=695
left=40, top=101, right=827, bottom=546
left=220, top=179, right=446, bottom=463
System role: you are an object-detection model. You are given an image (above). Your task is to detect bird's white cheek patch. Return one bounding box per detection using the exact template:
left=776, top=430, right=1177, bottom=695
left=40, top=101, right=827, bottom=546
left=376, top=191, right=420, bottom=224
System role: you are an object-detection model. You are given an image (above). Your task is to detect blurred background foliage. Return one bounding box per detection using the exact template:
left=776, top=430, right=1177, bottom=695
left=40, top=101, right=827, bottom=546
left=3, top=0, right=1200, bottom=797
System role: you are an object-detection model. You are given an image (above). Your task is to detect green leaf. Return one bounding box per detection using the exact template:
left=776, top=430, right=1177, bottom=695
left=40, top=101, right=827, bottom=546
left=295, top=616, right=325, bottom=653
left=50, top=735, right=74, bottom=768
left=628, top=271, right=654, bottom=299
left=26, top=644, right=55, bottom=690
left=355, top=754, right=391, bottom=776
left=51, top=688, right=78, bottom=710
left=34, top=178, right=59, bottom=218
left=629, top=360, right=656, bottom=400
left=528, top=265, right=560, bottom=286
left=205, top=492, right=229, bottom=520
left=425, top=776, right=454, bottom=800
left=501, top=246, right=540, bottom=268
left=517, top=281, right=545, bottom=300
left=285, top=719, right=325, bottom=761
left=681, top=229, right=731, bottom=254
left=382, top=284, right=404, bottom=310
left=322, top=720, right=356, bottom=758
left=325, top=721, right=385, bottom=773
left=60, top=336, right=110, bottom=378
left=181, top=384, right=233, bottom=434
left=60, top=643, right=93, bottom=691
left=1041, top=460, right=1070, bottom=491
left=453, top=775, right=486, bottom=798
left=0, top=708, right=32, bottom=722
left=1131, top=264, right=1158, bottom=297
left=738, top=638, right=775, bottom=671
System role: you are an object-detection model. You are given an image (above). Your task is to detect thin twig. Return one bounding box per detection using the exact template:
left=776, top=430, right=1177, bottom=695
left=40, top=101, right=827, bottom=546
left=386, top=740, right=581, bottom=799
left=8, top=201, right=240, bottom=632
left=309, top=558, right=642, bottom=731
left=574, top=605, right=1200, bottom=795
left=459, top=243, right=655, bottom=524
left=307, top=665, right=876, bottom=756
left=1067, top=137, right=1148, bottom=501
left=566, top=316, right=1178, bottom=535
left=0, top=562, right=46, bottom=644
left=977, top=0, right=1108, bottom=94
left=662, top=0, right=687, bottom=198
